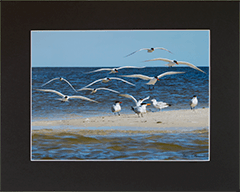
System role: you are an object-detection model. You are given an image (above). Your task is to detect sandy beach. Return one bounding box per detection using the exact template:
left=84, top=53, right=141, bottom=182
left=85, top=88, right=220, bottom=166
left=32, top=108, right=209, bottom=129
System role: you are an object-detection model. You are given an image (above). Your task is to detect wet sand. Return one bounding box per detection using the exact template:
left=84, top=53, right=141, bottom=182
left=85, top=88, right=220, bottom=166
left=32, top=108, right=209, bottom=130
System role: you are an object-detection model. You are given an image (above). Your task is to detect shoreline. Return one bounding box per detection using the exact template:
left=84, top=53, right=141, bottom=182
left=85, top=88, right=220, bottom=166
left=32, top=108, right=209, bottom=130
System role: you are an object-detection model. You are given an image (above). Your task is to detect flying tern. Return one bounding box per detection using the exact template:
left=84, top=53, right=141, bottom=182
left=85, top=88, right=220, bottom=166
left=144, top=58, right=206, bottom=74
left=85, top=66, right=145, bottom=74
left=190, top=95, right=198, bottom=110
left=35, top=89, right=99, bottom=103
left=125, top=47, right=172, bottom=57
left=118, top=93, right=150, bottom=107
left=77, top=87, right=120, bottom=94
left=41, top=77, right=77, bottom=92
left=81, top=77, right=135, bottom=88
left=111, top=101, right=122, bottom=116
left=120, top=71, right=185, bottom=86
left=151, top=99, right=171, bottom=111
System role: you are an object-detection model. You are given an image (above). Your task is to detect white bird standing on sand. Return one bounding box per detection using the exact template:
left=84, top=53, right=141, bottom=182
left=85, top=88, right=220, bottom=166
left=190, top=95, right=198, bottom=110
left=151, top=99, right=171, bottom=111
left=131, top=103, right=151, bottom=117
left=77, top=87, right=120, bottom=94
left=81, top=77, right=135, bottom=89
left=111, top=101, right=122, bottom=116
left=120, top=71, right=185, bottom=87
left=41, top=77, right=78, bottom=92
left=85, top=66, right=146, bottom=74
left=144, top=58, right=206, bottom=74
left=118, top=93, right=150, bottom=107
left=125, top=47, right=172, bottom=57
left=35, top=89, right=99, bottom=103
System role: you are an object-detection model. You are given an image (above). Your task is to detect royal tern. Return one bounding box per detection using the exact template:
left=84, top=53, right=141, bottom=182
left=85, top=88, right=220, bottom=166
left=144, top=58, right=206, bottom=74
left=111, top=101, right=122, bottom=116
left=77, top=87, right=120, bottom=94
left=41, top=77, right=77, bottom=92
left=125, top=47, right=172, bottom=57
left=151, top=99, right=171, bottom=111
left=35, top=89, right=99, bottom=103
left=190, top=95, right=198, bottom=110
left=118, top=93, right=150, bottom=107
left=85, top=66, right=145, bottom=74
left=81, top=77, right=135, bottom=88
left=120, top=71, right=185, bottom=87
left=131, top=103, right=151, bottom=117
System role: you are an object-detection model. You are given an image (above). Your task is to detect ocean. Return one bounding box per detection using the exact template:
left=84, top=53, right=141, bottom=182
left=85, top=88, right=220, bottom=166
left=31, top=67, right=209, bottom=161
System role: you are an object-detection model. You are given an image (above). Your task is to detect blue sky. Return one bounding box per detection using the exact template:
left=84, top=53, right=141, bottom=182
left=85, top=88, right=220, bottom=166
left=31, top=30, right=209, bottom=67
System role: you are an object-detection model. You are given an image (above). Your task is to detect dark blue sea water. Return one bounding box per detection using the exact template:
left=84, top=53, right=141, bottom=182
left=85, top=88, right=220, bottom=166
left=31, top=67, right=209, bottom=161
left=32, top=67, right=209, bottom=120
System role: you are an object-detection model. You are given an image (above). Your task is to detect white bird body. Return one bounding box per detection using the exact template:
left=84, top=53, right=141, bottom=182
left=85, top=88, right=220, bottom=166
left=151, top=99, right=171, bottom=111
left=41, top=77, right=77, bottom=92
left=121, top=71, right=185, bottom=85
left=144, top=58, right=206, bottom=74
left=118, top=93, right=150, bottom=107
left=111, top=101, right=122, bottom=115
left=125, top=47, right=172, bottom=57
left=190, top=95, right=198, bottom=110
left=77, top=87, right=120, bottom=94
left=81, top=77, right=135, bottom=89
left=35, top=89, right=99, bottom=103
left=85, top=66, right=145, bottom=74
left=131, top=103, right=151, bottom=117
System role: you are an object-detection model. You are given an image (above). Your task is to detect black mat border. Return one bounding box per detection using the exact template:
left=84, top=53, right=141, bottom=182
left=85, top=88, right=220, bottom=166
left=1, top=1, right=239, bottom=191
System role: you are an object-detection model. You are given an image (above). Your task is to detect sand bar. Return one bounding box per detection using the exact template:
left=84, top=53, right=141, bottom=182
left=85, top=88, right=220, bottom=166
left=32, top=108, right=209, bottom=129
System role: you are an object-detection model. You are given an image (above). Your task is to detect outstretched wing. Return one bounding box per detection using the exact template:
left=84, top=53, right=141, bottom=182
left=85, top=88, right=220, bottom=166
left=177, top=61, right=206, bottom=74
left=118, top=93, right=138, bottom=105
left=68, top=95, right=99, bottom=103
left=61, top=78, right=77, bottom=92
left=77, top=87, right=93, bottom=92
left=97, top=87, right=120, bottom=93
left=141, top=96, right=150, bottom=103
left=120, top=74, right=152, bottom=81
left=41, top=77, right=60, bottom=87
left=157, top=71, right=185, bottom=79
left=124, top=48, right=148, bottom=57
left=84, top=68, right=113, bottom=74
left=82, top=79, right=103, bottom=88
left=154, top=47, right=173, bottom=54
left=144, top=57, right=172, bottom=63
left=117, top=66, right=146, bottom=70
left=110, top=77, right=135, bottom=86
left=35, top=89, right=65, bottom=97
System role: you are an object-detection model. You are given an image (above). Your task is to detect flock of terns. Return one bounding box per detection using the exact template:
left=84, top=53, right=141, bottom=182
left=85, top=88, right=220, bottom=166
left=35, top=47, right=204, bottom=117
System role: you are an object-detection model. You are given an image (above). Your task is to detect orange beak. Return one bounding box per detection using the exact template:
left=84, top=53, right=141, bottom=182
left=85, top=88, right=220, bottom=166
left=147, top=103, right=151, bottom=106
left=119, top=102, right=122, bottom=104
left=157, top=78, right=160, bottom=81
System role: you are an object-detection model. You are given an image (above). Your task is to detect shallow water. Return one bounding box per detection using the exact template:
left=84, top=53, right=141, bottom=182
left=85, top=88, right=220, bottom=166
left=32, top=127, right=209, bottom=161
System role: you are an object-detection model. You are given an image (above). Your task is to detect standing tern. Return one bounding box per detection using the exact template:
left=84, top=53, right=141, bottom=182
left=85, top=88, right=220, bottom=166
left=35, top=89, right=99, bottom=103
left=41, top=77, right=78, bottom=92
left=131, top=103, right=151, bottom=117
left=151, top=99, right=171, bottom=111
left=190, top=95, right=198, bottom=110
left=118, top=93, right=150, bottom=107
left=144, top=58, right=206, bottom=74
left=77, top=87, right=120, bottom=94
left=125, top=47, right=172, bottom=57
left=85, top=66, right=145, bottom=74
left=81, top=77, right=135, bottom=89
left=121, top=71, right=185, bottom=86
left=111, top=101, right=122, bottom=116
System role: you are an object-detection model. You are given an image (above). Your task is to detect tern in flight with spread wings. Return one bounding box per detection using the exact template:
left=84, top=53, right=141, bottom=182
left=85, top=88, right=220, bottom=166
left=35, top=89, right=99, bottom=103
left=85, top=66, right=145, bottom=74
left=41, top=77, right=78, bottom=92
left=125, top=47, right=172, bottom=57
left=144, top=58, right=206, bottom=74
left=80, top=77, right=135, bottom=89
left=120, top=71, right=185, bottom=89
